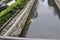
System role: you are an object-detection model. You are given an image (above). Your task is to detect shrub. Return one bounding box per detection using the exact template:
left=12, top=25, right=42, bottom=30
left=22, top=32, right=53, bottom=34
left=0, top=0, right=29, bottom=28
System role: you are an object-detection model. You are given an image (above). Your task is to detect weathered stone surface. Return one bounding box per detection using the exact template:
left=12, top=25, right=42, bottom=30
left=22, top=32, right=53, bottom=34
left=55, top=0, right=60, bottom=10
left=0, top=0, right=35, bottom=37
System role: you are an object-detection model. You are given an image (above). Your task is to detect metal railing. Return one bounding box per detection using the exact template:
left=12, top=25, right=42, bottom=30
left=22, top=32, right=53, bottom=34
left=0, top=36, right=51, bottom=40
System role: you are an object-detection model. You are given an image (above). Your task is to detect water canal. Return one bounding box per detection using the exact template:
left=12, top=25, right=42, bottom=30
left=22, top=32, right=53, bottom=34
left=20, top=0, right=60, bottom=39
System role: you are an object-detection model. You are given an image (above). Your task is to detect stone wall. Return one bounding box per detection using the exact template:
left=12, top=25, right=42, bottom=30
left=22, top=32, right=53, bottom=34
left=3, top=0, right=35, bottom=37
left=55, top=0, right=60, bottom=10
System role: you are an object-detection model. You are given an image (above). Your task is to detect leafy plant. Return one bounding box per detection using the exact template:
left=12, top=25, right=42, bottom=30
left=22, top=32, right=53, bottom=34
left=0, top=0, right=29, bottom=28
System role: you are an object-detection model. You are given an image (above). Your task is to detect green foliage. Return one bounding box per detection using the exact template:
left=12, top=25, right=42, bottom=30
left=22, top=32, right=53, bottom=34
left=0, top=0, right=29, bottom=28
left=2, top=0, right=12, bottom=3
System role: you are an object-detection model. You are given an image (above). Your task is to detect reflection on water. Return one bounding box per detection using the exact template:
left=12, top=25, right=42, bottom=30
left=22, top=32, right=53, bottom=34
left=19, top=0, right=38, bottom=37
left=48, top=0, right=60, bottom=19
left=48, top=0, right=55, bottom=6
left=20, top=0, right=60, bottom=39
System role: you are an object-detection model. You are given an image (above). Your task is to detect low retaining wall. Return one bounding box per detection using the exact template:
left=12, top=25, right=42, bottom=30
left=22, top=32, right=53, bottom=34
left=55, top=0, right=60, bottom=10
left=0, top=36, right=48, bottom=40
left=2, top=0, right=35, bottom=37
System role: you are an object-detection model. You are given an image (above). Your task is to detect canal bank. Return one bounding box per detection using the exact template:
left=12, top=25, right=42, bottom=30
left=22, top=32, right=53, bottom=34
left=20, top=0, right=60, bottom=39
left=0, top=0, right=35, bottom=37
left=55, top=0, right=60, bottom=10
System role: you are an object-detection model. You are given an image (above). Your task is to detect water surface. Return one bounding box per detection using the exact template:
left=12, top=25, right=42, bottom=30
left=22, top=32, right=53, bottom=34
left=20, top=0, right=60, bottom=39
